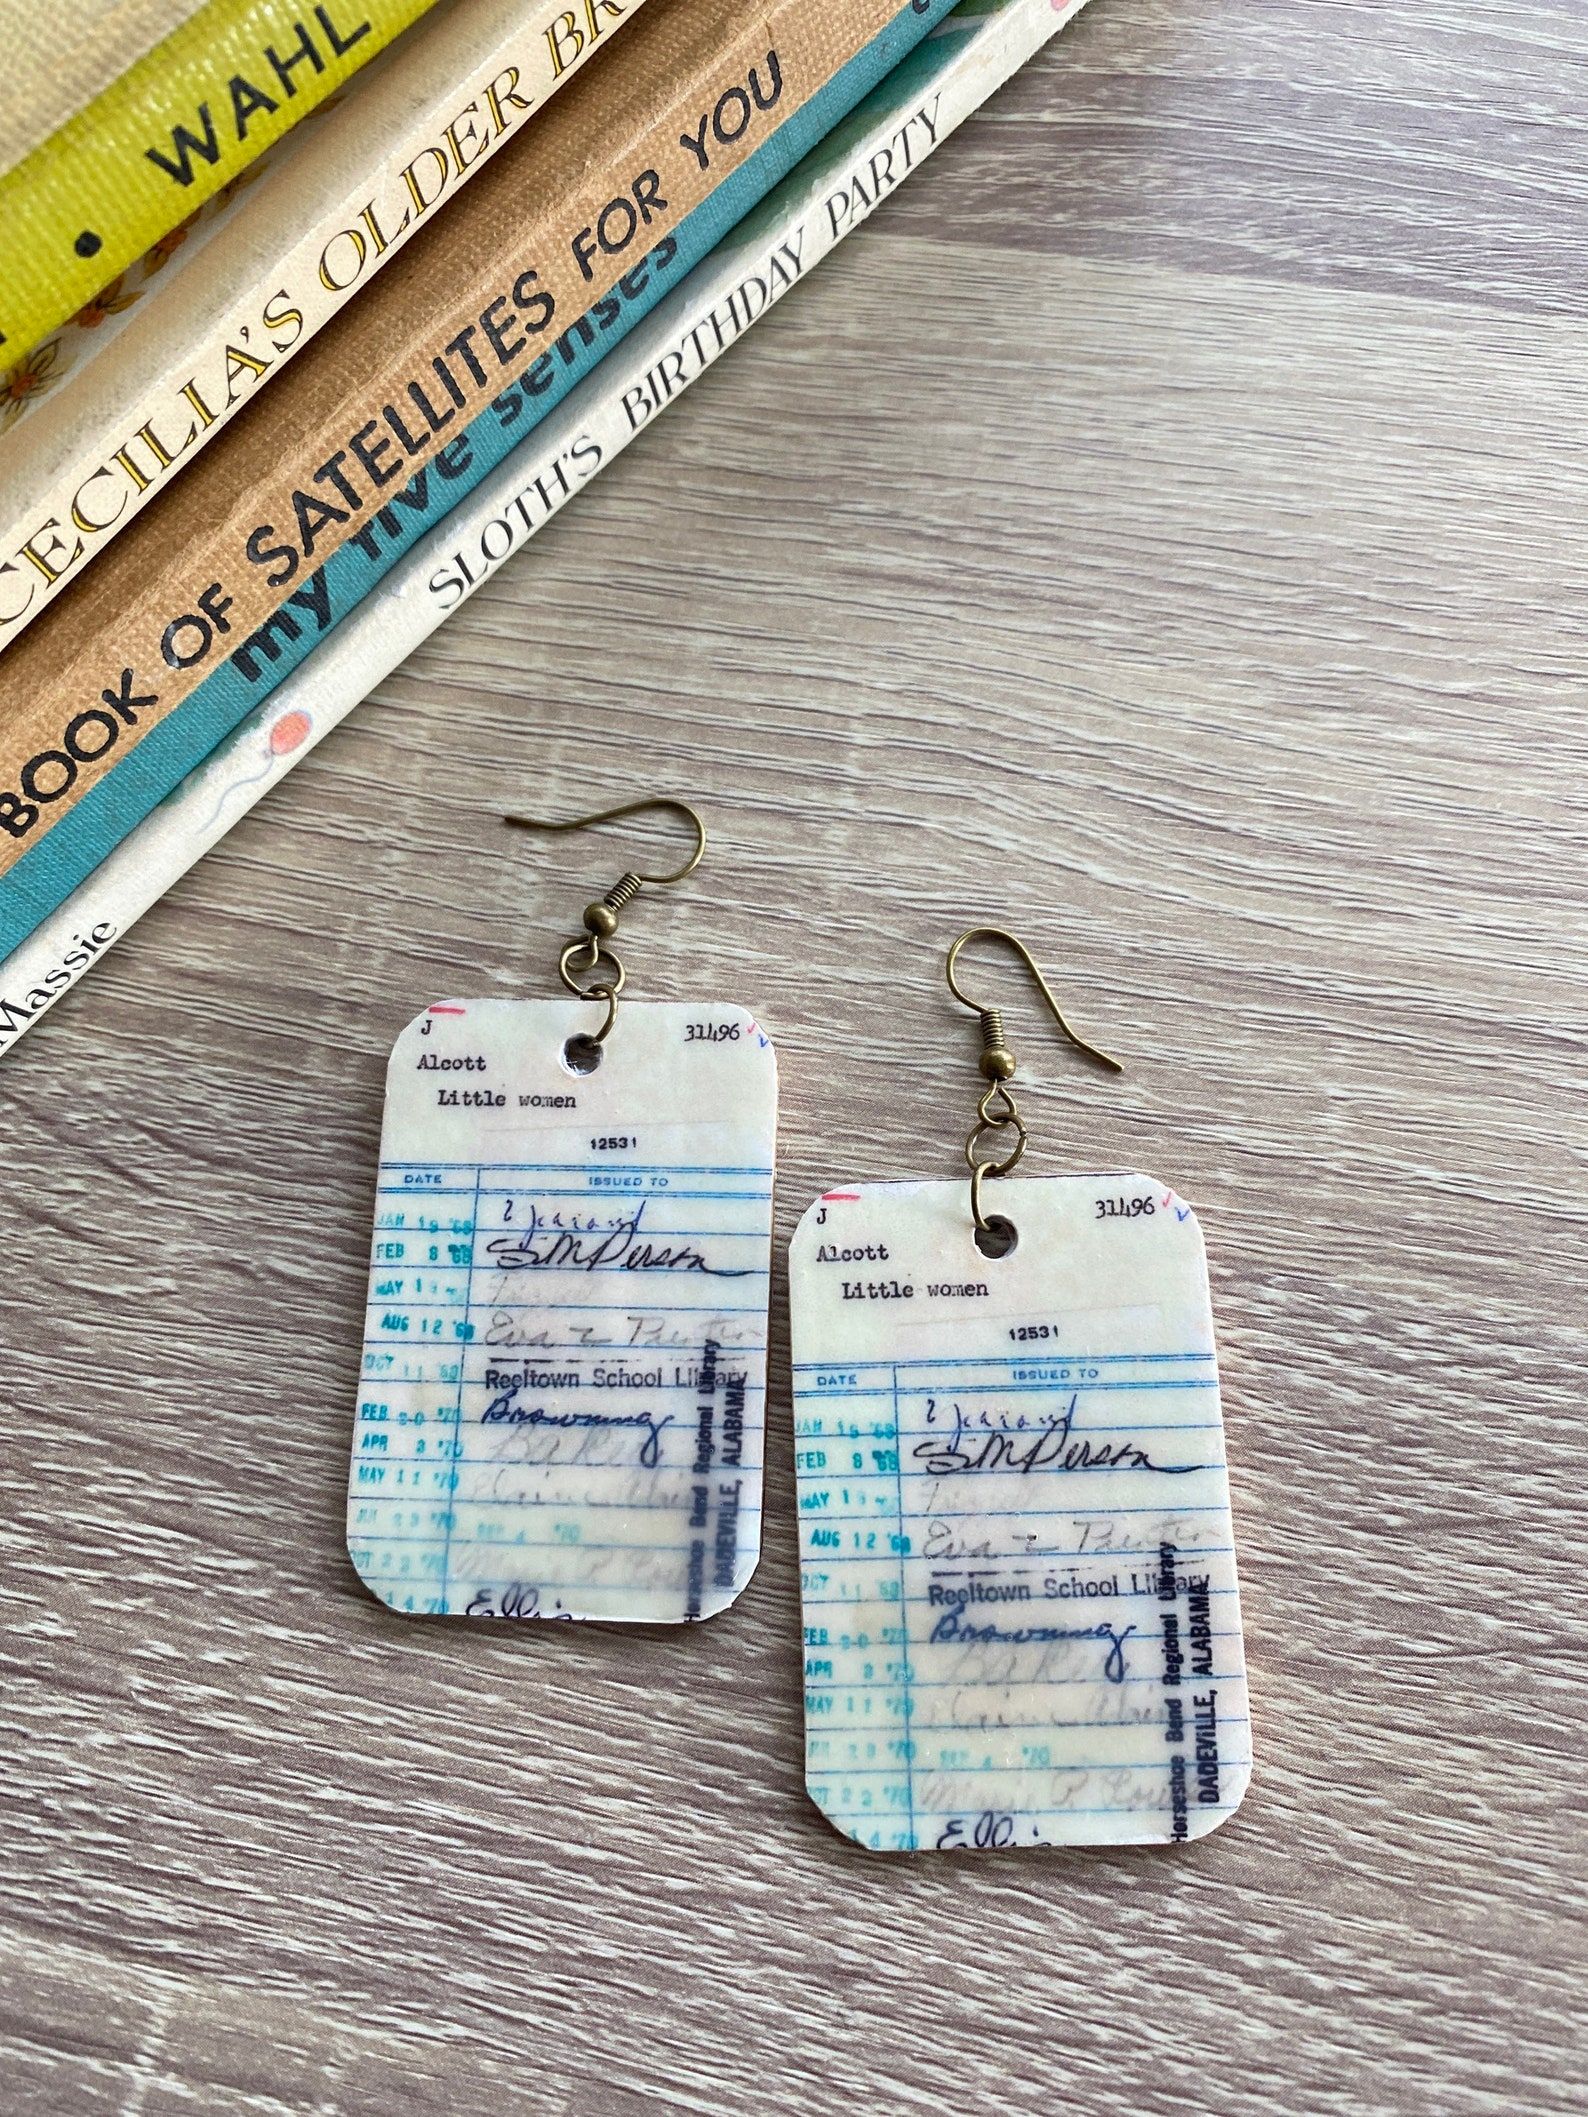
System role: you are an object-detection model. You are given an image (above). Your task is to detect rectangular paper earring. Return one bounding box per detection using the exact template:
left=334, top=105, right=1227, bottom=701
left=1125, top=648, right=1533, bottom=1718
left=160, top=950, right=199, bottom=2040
left=789, top=928, right=1251, bottom=1852
left=348, top=799, right=777, bottom=1625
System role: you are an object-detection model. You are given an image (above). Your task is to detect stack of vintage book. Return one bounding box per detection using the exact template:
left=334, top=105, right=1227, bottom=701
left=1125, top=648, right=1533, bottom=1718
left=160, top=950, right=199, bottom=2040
left=0, top=0, right=1093, bottom=1053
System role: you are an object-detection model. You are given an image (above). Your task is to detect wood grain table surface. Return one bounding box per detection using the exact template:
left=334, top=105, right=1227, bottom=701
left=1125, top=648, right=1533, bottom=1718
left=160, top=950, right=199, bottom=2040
left=2, top=2, right=1584, bottom=2111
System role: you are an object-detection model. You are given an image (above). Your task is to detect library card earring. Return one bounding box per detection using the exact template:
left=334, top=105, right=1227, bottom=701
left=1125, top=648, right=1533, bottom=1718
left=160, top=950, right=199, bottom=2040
left=348, top=796, right=778, bottom=1626
left=788, top=926, right=1251, bottom=1853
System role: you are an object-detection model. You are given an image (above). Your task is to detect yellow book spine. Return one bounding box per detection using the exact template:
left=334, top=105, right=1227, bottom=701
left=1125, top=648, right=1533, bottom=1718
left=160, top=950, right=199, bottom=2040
left=0, top=0, right=439, bottom=357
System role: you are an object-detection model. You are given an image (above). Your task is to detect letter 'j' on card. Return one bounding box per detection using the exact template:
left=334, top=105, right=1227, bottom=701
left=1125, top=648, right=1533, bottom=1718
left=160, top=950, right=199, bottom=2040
left=788, top=1176, right=1251, bottom=1852
left=348, top=999, right=777, bottom=1624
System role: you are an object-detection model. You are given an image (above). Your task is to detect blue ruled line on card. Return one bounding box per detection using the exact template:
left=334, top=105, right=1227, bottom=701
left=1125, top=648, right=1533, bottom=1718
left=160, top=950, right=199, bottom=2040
left=795, top=1348, right=1250, bottom=1849
left=351, top=1146, right=773, bottom=1620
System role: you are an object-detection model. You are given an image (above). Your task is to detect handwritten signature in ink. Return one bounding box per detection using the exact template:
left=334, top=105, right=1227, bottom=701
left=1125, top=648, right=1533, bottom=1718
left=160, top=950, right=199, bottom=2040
left=928, top=1606, right=1140, bottom=1684
left=912, top=1397, right=1191, bottom=1478
left=482, top=1377, right=675, bottom=1467
left=484, top=1200, right=748, bottom=1278
left=464, top=1583, right=574, bottom=1621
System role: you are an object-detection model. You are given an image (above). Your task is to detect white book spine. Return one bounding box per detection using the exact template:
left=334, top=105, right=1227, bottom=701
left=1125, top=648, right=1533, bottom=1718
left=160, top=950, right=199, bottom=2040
left=0, top=0, right=1093, bottom=1057
left=0, top=0, right=648, bottom=652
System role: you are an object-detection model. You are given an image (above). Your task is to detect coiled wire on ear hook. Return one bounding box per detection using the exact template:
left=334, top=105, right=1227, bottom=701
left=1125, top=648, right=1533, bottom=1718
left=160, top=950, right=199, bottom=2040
left=504, top=796, right=707, bottom=1043
left=945, top=926, right=1122, bottom=1236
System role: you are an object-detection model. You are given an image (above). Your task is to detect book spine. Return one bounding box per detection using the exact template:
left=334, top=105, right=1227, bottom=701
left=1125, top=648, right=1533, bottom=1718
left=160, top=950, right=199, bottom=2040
left=0, top=140, right=294, bottom=443
left=0, top=0, right=441, bottom=360
left=0, top=0, right=1097, bottom=1057
left=0, top=3, right=206, bottom=178
left=0, top=0, right=963, bottom=952
left=0, top=0, right=912, bottom=870
left=0, top=0, right=650, bottom=648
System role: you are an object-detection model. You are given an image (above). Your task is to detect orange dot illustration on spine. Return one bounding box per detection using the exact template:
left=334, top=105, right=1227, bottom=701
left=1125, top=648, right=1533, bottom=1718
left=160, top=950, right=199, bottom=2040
left=268, top=709, right=312, bottom=755
left=195, top=707, right=315, bottom=830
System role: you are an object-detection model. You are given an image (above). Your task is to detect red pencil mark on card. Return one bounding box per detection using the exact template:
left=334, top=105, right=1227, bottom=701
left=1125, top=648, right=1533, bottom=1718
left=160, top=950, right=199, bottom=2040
left=822, top=1190, right=861, bottom=1202
left=429, top=1005, right=467, bottom=1016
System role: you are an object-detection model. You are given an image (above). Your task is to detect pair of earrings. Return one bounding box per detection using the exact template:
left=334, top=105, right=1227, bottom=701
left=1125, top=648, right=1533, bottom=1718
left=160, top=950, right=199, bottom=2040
left=348, top=798, right=1252, bottom=1853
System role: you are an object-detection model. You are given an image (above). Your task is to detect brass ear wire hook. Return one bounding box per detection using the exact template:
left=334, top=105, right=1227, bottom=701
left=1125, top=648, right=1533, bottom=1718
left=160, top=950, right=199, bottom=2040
left=946, top=927, right=1122, bottom=1079
left=506, top=796, right=707, bottom=888
left=945, top=925, right=1123, bottom=1234
left=503, top=797, right=708, bottom=1043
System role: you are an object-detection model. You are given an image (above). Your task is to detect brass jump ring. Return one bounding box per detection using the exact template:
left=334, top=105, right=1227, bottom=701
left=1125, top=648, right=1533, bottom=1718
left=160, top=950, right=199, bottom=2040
left=970, top=1159, right=1017, bottom=1234
left=559, top=936, right=626, bottom=999
left=964, top=1110, right=1028, bottom=1181
left=968, top=1128, right=1025, bottom=1233
left=970, top=1159, right=989, bottom=1232
left=584, top=981, right=619, bottom=1045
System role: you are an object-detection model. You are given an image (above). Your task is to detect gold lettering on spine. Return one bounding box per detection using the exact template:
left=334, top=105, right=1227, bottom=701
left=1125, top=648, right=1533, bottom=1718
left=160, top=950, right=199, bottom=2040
left=69, top=469, right=127, bottom=536
left=262, top=290, right=305, bottom=347
left=319, top=225, right=368, bottom=292
left=485, top=67, right=532, bottom=135
left=180, top=378, right=219, bottom=430
left=445, top=99, right=488, bottom=177
left=110, top=421, right=178, bottom=494
left=19, top=523, right=82, bottom=583
left=546, top=1, right=627, bottom=79
left=358, top=200, right=397, bottom=256
left=401, top=147, right=449, bottom=216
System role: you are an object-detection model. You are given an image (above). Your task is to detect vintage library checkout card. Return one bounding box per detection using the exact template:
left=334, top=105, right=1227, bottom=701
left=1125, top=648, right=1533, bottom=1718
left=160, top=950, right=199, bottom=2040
left=349, top=999, right=777, bottom=1624
left=789, top=1174, right=1251, bottom=1851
